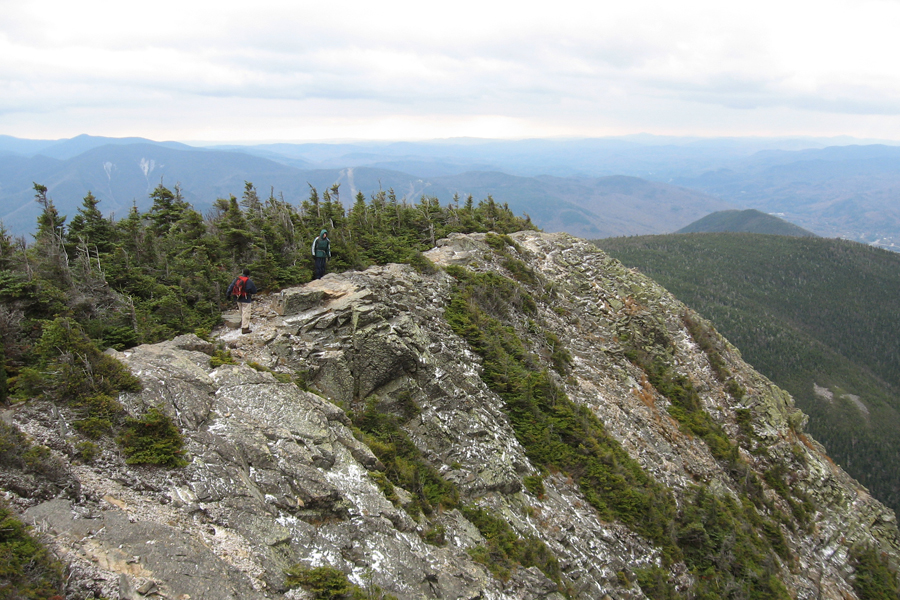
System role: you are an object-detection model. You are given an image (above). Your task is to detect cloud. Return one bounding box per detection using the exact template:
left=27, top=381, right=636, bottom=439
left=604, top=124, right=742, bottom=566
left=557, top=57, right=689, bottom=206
left=2, top=0, right=900, bottom=139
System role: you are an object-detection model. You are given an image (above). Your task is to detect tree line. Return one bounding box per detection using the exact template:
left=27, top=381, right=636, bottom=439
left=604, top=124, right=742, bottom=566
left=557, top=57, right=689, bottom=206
left=0, top=181, right=535, bottom=403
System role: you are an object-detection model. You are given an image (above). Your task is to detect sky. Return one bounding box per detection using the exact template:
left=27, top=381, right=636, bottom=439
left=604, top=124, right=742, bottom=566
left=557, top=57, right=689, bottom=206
left=2, top=0, right=900, bottom=142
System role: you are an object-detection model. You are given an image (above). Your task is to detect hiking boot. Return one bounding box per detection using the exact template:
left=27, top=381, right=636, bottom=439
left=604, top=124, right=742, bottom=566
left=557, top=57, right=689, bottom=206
left=241, top=327, right=252, bottom=334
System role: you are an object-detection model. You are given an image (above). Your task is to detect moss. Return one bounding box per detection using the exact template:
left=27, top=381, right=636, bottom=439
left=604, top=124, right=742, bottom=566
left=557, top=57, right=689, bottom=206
left=0, top=498, right=65, bottom=599
left=117, top=407, right=188, bottom=468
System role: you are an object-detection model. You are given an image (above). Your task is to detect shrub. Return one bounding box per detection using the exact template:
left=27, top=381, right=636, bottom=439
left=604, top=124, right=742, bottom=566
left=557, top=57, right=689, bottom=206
left=74, top=440, right=101, bottom=463
left=461, top=505, right=560, bottom=585
left=446, top=267, right=678, bottom=560
left=423, top=524, right=447, bottom=546
left=352, top=399, right=458, bottom=516
left=0, top=420, right=67, bottom=485
left=117, top=407, right=188, bottom=468
left=0, top=419, right=28, bottom=469
left=284, top=565, right=352, bottom=600
left=72, top=417, right=114, bottom=439
left=0, top=498, right=65, bottom=599
left=209, top=349, right=237, bottom=367
left=523, top=474, right=545, bottom=498
left=284, top=565, right=399, bottom=600
left=406, top=250, right=437, bottom=274
left=850, top=545, right=900, bottom=600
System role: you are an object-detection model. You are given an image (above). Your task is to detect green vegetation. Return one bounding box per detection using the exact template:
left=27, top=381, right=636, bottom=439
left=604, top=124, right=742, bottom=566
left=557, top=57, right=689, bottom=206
left=445, top=265, right=678, bottom=557
left=117, top=407, right=188, bottom=468
left=0, top=182, right=530, bottom=473
left=445, top=262, right=797, bottom=599
left=351, top=397, right=561, bottom=586
left=850, top=545, right=900, bottom=600
left=4, top=316, right=187, bottom=467
left=246, top=361, right=294, bottom=383
left=461, top=505, right=561, bottom=585
left=676, top=209, right=816, bottom=237
left=596, top=233, right=900, bottom=513
left=352, top=397, right=458, bottom=516
left=209, top=349, right=238, bottom=367
left=0, top=419, right=68, bottom=488
left=676, top=488, right=790, bottom=600
left=284, top=565, right=398, bottom=600
left=0, top=499, right=65, bottom=600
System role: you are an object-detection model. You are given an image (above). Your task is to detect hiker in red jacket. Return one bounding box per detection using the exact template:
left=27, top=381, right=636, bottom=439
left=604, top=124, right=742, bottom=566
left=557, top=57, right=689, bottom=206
left=226, top=268, right=258, bottom=334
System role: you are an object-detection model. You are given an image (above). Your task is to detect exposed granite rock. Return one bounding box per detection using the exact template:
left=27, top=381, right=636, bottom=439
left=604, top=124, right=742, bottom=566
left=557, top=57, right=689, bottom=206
left=3, top=231, right=899, bottom=599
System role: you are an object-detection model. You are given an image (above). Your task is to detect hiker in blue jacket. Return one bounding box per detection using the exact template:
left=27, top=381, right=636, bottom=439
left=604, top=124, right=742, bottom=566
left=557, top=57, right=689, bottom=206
left=312, top=229, right=331, bottom=280
left=226, top=268, right=258, bottom=334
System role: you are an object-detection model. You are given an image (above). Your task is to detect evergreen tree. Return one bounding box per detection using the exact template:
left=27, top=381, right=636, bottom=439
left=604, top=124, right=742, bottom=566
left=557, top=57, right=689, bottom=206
left=0, top=342, right=7, bottom=406
left=30, top=183, right=71, bottom=289
left=67, top=191, right=115, bottom=255
left=218, top=195, right=251, bottom=262
left=148, top=184, right=190, bottom=237
left=0, top=222, right=15, bottom=271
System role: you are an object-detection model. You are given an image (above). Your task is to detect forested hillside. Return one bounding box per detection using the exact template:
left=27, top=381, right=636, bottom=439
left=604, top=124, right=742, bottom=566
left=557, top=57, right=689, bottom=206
left=0, top=182, right=533, bottom=402
left=677, top=209, right=817, bottom=237
left=596, top=232, right=900, bottom=513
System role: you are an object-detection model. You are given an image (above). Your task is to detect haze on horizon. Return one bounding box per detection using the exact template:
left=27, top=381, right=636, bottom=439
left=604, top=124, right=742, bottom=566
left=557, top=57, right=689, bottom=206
left=3, top=0, right=900, bottom=143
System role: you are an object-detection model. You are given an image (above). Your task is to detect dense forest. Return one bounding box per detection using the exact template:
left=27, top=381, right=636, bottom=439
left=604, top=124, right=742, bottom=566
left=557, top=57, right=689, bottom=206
left=0, top=181, right=534, bottom=404
left=596, top=232, right=900, bottom=514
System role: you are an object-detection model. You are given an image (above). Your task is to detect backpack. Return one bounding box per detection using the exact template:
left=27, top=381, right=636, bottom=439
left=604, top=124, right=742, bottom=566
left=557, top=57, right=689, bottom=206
left=232, top=276, right=249, bottom=299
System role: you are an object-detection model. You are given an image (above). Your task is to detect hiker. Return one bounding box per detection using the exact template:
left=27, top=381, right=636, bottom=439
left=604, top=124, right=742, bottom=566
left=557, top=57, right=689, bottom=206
left=226, top=268, right=258, bottom=334
left=312, top=229, right=331, bottom=279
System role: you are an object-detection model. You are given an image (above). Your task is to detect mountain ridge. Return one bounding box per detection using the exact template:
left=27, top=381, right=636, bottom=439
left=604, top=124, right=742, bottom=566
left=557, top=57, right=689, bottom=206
left=3, top=231, right=898, bottom=599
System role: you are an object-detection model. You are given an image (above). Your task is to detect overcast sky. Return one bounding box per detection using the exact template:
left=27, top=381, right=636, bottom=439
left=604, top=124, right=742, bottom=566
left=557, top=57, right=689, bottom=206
left=2, top=0, right=900, bottom=142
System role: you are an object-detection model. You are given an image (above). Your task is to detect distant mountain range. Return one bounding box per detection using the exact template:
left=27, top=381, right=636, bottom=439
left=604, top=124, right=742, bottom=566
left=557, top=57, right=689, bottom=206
left=671, top=144, right=900, bottom=248
left=596, top=232, right=900, bottom=514
left=2, top=134, right=900, bottom=249
left=0, top=135, right=733, bottom=238
left=676, top=209, right=817, bottom=237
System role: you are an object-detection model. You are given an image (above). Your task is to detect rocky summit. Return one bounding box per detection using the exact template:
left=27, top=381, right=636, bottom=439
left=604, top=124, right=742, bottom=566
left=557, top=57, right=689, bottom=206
left=4, top=231, right=899, bottom=599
